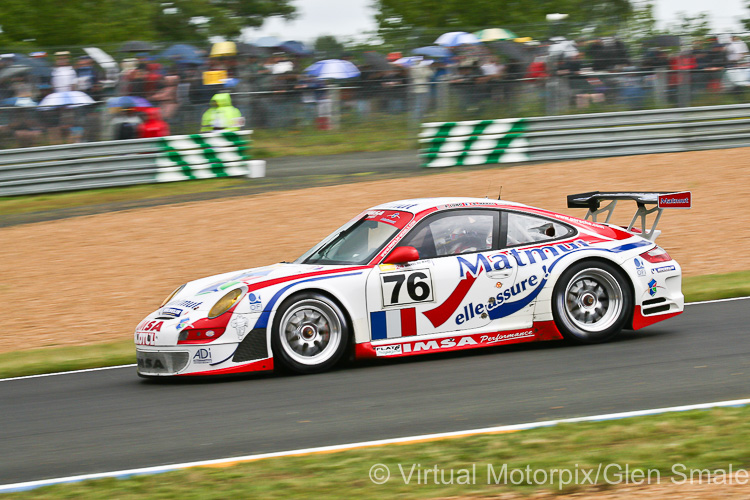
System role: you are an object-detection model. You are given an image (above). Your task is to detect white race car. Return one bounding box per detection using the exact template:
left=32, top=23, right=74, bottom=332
left=135, top=192, right=691, bottom=377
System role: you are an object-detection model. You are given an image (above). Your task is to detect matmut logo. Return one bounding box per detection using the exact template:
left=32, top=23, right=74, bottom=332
left=657, top=191, right=691, bottom=209
left=458, top=239, right=591, bottom=277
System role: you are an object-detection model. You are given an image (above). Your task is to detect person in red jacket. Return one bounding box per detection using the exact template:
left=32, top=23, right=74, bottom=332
left=137, top=107, right=170, bottom=138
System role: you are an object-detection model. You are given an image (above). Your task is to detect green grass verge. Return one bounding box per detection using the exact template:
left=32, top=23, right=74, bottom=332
left=0, top=339, right=134, bottom=379
left=683, top=270, right=750, bottom=302
left=6, top=405, right=750, bottom=498
left=2, top=270, right=748, bottom=380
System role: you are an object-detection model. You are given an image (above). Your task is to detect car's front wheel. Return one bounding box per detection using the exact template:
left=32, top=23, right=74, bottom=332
left=271, top=292, right=349, bottom=374
left=552, top=261, right=632, bottom=343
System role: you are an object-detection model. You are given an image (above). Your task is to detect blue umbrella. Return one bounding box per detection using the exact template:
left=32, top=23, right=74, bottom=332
left=160, top=44, right=205, bottom=65
left=304, top=59, right=360, bottom=79
left=280, top=40, right=313, bottom=56
left=107, top=96, right=152, bottom=108
left=412, top=46, right=453, bottom=58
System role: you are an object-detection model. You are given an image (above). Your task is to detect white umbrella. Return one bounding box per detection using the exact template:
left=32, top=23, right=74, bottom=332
left=548, top=38, right=579, bottom=58
left=84, top=47, right=119, bottom=85
left=39, top=91, right=95, bottom=108
left=393, top=56, right=434, bottom=67
left=304, top=59, right=360, bottom=79
left=434, top=31, right=480, bottom=47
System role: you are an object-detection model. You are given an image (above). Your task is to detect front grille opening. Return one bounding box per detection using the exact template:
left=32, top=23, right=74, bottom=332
left=137, top=351, right=189, bottom=375
left=233, top=329, right=269, bottom=362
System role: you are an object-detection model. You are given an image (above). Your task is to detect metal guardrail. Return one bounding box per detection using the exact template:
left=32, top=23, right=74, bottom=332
left=419, top=103, right=750, bottom=168
left=0, top=130, right=265, bottom=197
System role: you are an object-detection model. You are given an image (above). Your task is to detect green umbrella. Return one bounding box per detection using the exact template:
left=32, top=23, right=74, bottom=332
left=474, top=28, right=518, bottom=42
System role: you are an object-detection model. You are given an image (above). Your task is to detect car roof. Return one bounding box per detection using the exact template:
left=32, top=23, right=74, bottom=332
left=372, top=197, right=529, bottom=214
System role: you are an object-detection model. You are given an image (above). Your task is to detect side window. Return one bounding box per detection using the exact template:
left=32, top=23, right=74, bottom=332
left=400, top=211, right=497, bottom=259
left=505, top=212, right=573, bottom=246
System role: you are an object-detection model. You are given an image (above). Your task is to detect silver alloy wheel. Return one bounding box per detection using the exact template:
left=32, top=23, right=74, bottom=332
left=563, top=268, right=623, bottom=333
left=278, top=299, right=342, bottom=366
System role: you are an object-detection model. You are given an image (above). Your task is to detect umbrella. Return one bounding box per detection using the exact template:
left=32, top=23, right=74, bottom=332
left=210, top=41, right=236, bottom=57
left=280, top=40, right=313, bottom=56
left=474, top=28, right=517, bottom=42
left=412, top=46, right=453, bottom=58
left=644, top=35, right=681, bottom=47
left=120, top=41, right=156, bottom=52
left=39, top=91, right=95, bottom=108
left=255, top=36, right=282, bottom=48
left=1, top=96, right=37, bottom=107
left=0, top=65, right=31, bottom=81
left=393, top=56, right=433, bottom=68
left=362, top=51, right=391, bottom=71
left=83, top=47, right=117, bottom=71
left=107, top=96, right=152, bottom=108
left=83, top=47, right=119, bottom=84
left=159, top=44, right=205, bottom=65
left=236, top=43, right=270, bottom=58
left=490, top=40, right=536, bottom=62
left=304, top=59, right=360, bottom=79
left=547, top=37, right=579, bottom=58
left=434, top=31, right=480, bottom=47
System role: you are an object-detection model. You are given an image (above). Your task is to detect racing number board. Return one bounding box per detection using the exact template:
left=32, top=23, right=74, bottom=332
left=380, top=269, right=434, bottom=308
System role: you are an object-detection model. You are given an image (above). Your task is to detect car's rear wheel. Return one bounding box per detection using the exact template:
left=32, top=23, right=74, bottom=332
left=552, top=261, right=631, bottom=343
left=271, top=292, right=349, bottom=374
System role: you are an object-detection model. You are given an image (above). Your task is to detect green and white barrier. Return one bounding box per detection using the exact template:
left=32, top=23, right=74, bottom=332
left=419, top=118, right=529, bottom=168
left=155, top=130, right=265, bottom=182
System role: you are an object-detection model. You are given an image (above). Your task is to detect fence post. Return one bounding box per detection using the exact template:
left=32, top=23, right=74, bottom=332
left=654, top=67, right=667, bottom=106
left=330, top=86, right=341, bottom=130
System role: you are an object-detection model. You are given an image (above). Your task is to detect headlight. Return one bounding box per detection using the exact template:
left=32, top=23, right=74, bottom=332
left=208, top=289, right=244, bottom=319
left=160, top=284, right=185, bottom=308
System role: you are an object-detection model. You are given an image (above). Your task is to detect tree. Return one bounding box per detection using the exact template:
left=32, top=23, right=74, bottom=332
left=373, top=0, right=634, bottom=46
left=667, top=11, right=712, bottom=38
left=314, top=36, right=346, bottom=59
left=0, top=0, right=296, bottom=47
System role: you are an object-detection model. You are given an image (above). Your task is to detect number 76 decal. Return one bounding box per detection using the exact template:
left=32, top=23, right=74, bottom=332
left=380, top=269, right=434, bottom=307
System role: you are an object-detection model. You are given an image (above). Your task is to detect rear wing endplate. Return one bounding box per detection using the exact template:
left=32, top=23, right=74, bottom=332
left=567, top=191, right=691, bottom=241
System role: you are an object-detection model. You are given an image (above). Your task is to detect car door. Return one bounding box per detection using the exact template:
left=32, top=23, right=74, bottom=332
left=497, top=210, right=579, bottom=321
left=366, top=209, right=528, bottom=342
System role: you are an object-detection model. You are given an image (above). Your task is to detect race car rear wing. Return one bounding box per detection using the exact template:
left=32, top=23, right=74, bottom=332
left=567, top=191, right=691, bottom=241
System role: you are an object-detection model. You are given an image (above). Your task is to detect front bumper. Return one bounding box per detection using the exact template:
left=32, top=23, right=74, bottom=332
left=136, top=328, right=273, bottom=377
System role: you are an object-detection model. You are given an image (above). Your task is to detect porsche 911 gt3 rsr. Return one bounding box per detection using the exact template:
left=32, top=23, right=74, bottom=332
left=135, top=191, right=691, bottom=377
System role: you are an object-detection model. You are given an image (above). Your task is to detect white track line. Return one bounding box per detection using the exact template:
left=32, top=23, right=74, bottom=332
left=1, top=397, right=749, bottom=494
left=2, top=296, right=747, bottom=383
left=0, top=364, right=136, bottom=383
left=685, top=295, right=750, bottom=306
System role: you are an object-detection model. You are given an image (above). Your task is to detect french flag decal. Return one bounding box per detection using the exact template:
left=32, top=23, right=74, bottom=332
left=370, top=308, right=417, bottom=340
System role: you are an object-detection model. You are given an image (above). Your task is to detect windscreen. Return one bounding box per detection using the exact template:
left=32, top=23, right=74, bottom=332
left=298, top=210, right=412, bottom=265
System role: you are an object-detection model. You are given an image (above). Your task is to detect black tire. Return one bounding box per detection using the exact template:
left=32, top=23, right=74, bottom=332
left=271, top=292, right=350, bottom=374
left=552, top=260, right=632, bottom=344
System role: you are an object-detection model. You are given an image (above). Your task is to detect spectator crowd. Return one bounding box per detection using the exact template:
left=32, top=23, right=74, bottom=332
left=1, top=33, right=750, bottom=149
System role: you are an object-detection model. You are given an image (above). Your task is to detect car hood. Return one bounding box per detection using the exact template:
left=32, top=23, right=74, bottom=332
left=161, top=262, right=359, bottom=313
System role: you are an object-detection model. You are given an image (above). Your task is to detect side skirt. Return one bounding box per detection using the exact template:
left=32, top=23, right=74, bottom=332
left=355, top=321, right=564, bottom=359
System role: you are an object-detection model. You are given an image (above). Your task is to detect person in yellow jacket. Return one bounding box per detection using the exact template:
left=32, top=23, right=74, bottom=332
left=200, top=92, right=245, bottom=132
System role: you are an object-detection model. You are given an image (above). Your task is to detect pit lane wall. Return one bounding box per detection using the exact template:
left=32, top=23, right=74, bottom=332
left=0, top=130, right=265, bottom=197
left=419, top=103, right=750, bottom=168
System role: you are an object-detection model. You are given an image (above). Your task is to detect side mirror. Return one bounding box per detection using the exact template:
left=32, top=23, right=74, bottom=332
left=382, top=246, right=420, bottom=265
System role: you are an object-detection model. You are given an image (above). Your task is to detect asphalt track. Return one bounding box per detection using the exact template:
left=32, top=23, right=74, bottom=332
left=1, top=299, right=749, bottom=486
